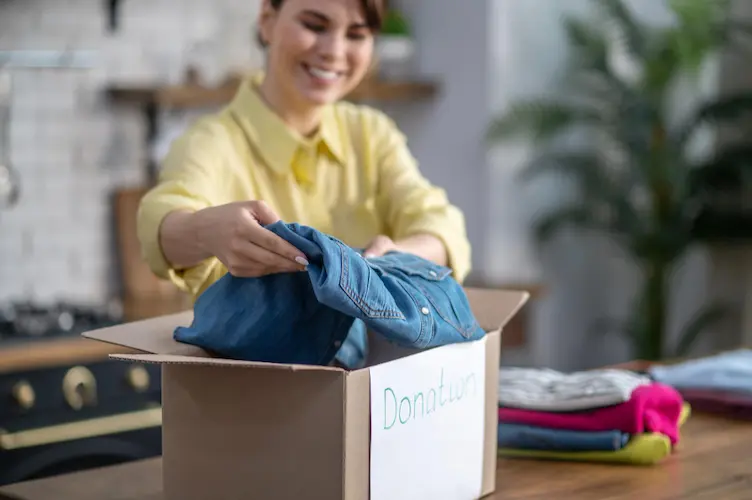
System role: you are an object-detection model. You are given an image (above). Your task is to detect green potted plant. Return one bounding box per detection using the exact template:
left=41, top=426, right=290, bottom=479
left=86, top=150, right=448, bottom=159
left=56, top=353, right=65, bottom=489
left=375, top=8, right=415, bottom=80
left=486, top=0, right=752, bottom=360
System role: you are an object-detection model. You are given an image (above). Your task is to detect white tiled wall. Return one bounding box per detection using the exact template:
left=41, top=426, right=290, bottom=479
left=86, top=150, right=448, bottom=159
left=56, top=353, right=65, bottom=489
left=0, top=0, right=262, bottom=305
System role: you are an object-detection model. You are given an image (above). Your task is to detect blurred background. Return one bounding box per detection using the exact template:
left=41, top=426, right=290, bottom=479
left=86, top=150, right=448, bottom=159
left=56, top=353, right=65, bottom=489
left=0, top=0, right=751, bottom=486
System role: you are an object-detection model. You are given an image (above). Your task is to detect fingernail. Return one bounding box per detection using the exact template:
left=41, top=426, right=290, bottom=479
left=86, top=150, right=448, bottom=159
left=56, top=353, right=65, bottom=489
left=295, top=256, right=309, bottom=266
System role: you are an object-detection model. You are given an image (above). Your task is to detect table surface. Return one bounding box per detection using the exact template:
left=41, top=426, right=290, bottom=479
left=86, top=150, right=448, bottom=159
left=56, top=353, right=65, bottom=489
left=1, top=411, right=751, bottom=500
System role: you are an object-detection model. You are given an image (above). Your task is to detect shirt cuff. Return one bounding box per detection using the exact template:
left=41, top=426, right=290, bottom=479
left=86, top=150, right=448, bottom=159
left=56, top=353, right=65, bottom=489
left=136, top=193, right=209, bottom=293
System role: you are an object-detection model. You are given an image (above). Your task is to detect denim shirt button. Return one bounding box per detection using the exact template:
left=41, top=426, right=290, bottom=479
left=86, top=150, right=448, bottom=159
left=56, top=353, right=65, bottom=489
left=429, top=270, right=437, bottom=277
left=421, top=307, right=430, bottom=315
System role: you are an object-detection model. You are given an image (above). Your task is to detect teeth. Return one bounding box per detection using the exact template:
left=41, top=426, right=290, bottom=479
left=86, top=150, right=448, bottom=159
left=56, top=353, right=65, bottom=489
left=307, top=66, right=339, bottom=81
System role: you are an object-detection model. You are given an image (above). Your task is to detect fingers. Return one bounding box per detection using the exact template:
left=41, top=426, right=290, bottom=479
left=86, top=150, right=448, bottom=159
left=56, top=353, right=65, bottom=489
left=248, top=224, right=309, bottom=266
left=364, top=235, right=395, bottom=258
left=234, top=207, right=308, bottom=266
left=249, top=200, right=281, bottom=226
left=227, top=239, right=305, bottom=277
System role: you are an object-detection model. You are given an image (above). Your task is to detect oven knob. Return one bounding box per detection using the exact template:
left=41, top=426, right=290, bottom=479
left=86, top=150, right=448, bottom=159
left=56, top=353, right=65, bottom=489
left=62, top=366, right=97, bottom=410
left=126, top=365, right=150, bottom=392
left=11, top=380, right=35, bottom=410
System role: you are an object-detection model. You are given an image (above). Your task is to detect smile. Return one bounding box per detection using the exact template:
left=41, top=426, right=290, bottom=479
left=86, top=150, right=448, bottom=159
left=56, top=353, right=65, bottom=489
left=303, top=63, right=343, bottom=82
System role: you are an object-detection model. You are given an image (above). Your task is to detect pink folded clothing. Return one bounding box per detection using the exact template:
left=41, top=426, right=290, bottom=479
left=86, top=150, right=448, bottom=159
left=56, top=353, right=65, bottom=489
left=498, top=383, right=684, bottom=445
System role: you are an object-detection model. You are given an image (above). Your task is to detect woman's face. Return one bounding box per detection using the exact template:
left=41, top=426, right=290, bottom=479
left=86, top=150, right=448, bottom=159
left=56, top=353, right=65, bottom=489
left=259, top=0, right=375, bottom=109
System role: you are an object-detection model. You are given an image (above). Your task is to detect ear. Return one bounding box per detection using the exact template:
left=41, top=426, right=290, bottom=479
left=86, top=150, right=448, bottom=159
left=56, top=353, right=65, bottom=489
left=257, top=0, right=277, bottom=47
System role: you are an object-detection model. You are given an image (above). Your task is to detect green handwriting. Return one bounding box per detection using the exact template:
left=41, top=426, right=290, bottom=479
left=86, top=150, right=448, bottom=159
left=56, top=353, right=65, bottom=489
left=383, top=368, right=478, bottom=430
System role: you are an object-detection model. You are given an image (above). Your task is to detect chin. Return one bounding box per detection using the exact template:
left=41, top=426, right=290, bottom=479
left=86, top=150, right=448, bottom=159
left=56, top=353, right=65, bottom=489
left=300, top=88, right=344, bottom=105
left=292, top=79, right=349, bottom=106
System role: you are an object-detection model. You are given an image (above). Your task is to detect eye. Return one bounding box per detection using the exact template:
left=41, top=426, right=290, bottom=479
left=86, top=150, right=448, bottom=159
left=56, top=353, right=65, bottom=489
left=302, top=20, right=326, bottom=33
left=347, top=30, right=369, bottom=41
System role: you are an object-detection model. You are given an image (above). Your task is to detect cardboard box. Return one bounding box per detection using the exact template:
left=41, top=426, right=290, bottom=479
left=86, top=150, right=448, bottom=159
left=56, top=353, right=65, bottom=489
left=83, top=287, right=528, bottom=500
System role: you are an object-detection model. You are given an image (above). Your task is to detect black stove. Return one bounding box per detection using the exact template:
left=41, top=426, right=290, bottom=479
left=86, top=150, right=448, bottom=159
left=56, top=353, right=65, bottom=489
left=0, top=300, right=123, bottom=343
left=0, top=299, right=163, bottom=486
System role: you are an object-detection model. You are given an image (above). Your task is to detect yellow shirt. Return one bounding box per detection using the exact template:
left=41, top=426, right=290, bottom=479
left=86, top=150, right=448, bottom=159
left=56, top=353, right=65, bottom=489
left=137, top=73, right=471, bottom=300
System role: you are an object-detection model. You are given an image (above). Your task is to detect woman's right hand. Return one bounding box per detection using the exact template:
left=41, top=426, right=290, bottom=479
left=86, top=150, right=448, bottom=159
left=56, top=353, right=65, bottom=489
left=194, top=200, right=309, bottom=277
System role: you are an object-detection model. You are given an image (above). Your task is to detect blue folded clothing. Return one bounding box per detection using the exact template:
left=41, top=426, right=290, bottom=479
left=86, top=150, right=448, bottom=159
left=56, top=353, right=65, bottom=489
left=174, top=221, right=485, bottom=366
left=498, top=423, right=630, bottom=452
left=649, top=349, right=752, bottom=394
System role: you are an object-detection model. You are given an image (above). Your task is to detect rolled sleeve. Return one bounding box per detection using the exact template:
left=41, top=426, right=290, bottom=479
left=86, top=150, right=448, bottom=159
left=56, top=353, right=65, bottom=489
left=371, top=112, right=472, bottom=283
left=136, top=119, right=227, bottom=293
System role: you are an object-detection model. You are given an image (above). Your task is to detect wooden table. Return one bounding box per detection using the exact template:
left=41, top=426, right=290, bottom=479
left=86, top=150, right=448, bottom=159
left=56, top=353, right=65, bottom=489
left=1, top=411, right=751, bottom=500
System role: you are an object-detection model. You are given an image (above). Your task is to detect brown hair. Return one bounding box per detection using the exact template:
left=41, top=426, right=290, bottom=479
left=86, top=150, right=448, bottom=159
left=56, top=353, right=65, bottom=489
left=258, top=0, right=384, bottom=46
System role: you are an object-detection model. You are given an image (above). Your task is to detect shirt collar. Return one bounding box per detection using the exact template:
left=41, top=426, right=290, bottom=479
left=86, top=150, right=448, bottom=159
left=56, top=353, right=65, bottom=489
left=227, top=72, right=346, bottom=175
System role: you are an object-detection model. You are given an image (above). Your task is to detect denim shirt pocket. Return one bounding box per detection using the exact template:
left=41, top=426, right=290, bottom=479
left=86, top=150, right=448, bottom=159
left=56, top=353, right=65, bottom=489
left=379, top=253, right=481, bottom=341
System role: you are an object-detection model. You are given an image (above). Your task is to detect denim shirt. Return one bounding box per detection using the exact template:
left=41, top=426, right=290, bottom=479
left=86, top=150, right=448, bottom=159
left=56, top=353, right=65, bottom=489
left=174, top=222, right=484, bottom=367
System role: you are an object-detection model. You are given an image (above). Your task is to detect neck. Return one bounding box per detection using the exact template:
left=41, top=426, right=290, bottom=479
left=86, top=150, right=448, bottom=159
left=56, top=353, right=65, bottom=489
left=258, top=75, right=322, bottom=137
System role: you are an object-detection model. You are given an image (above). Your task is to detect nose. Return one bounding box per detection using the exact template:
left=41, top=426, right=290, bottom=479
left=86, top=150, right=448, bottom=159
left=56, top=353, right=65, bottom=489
left=316, top=31, right=347, bottom=61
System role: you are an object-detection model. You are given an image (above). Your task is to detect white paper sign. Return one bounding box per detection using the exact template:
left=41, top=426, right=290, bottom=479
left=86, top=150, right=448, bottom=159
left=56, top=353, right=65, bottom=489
left=369, top=337, right=487, bottom=500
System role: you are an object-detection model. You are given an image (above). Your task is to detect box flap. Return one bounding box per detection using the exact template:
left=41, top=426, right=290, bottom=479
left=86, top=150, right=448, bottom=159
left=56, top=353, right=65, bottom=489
left=109, top=353, right=344, bottom=371
left=464, top=287, right=529, bottom=332
left=82, top=310, right=205, bottom=356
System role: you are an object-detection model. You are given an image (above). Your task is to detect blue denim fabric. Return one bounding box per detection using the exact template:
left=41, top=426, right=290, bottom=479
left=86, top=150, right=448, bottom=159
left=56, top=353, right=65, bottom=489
left=174, top=221, right=484, bottom=366
left=334, top=320, right=369, bottom=369
left=498, top=423, right=630, bottom=452
left=649, top=349, right=752, bottom=393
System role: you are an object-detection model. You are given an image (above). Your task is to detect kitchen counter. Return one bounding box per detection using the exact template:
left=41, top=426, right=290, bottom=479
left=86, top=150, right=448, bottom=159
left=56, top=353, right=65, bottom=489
left=2, top=410, right=751, bottom=500
left=0, top=337, right=139, bottom=374
left=0, top=296, right=190, bottom=374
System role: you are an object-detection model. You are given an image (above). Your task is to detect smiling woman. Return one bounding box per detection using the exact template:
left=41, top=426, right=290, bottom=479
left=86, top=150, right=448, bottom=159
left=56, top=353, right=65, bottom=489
left=256, top=0, right=383, bottom=134
left=136, top=0, right=472, bottom=369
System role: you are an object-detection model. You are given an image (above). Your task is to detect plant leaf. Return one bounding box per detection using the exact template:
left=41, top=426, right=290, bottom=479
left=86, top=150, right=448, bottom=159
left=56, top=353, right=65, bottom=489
left=519, top=151, right=606, bottom=185
left=690, top=143, right=752, bottom=192
left=670, top=0, right=730, bottom=40
left=642, top=29, right=684, bottom=92
left=674, top=302, right=730, bottom=356
left=693, top=17, right=752, bottom=62
left=669, top=0, right=729, bottom=24
left=560, top=16, right=633, bottom=103
left=486, top=100, right=601, bottom=144
left=591, top=0, right=644, bottom=57
left=524, top=150, right=653, bottom=243
left=677, top=92, right=752, bottom=146
left=669, top=0, right=731, bottom=69
left=532, top=204, right=602, bottom=244
left=563, top=17, right=609, bottom=68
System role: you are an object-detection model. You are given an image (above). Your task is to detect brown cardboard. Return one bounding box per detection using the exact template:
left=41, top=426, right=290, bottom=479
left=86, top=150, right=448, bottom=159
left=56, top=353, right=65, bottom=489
left=83, top=287, right=528, bottom=500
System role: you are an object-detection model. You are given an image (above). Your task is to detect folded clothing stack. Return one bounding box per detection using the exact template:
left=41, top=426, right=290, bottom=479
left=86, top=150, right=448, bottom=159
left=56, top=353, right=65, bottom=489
left=497, top=367, right=690, bottom=465
left=649, top=349, right=752, bottom=420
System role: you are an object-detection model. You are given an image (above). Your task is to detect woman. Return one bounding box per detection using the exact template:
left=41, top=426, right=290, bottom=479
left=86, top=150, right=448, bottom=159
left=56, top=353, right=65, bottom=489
left=137, top=0, right=471, bottom=304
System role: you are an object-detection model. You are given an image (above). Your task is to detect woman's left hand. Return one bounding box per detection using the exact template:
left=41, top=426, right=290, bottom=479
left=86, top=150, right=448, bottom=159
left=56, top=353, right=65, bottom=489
left=364, top=233, right=449, bottom=267
left=363, top=235, right=399, bottom=258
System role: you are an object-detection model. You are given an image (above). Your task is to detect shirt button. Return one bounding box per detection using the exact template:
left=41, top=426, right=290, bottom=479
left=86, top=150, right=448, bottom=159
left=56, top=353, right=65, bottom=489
left=421, top=307, right=430, bottom=315
left=429, top=271, right=437, bottom=277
